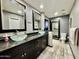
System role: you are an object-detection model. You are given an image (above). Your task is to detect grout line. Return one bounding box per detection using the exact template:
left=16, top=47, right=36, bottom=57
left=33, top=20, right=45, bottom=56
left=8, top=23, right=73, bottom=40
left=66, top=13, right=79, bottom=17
left=69, top=43, right=76, bottom=59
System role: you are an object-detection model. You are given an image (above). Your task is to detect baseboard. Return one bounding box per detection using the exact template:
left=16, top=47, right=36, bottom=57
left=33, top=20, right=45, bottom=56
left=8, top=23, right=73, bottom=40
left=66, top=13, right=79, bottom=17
left=48, top=45, right=53, bottom=47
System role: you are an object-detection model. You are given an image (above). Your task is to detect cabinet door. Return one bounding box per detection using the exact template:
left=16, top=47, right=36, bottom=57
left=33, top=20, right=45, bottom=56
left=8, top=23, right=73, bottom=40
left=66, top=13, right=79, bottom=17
left=41, top=35, right=47, bottom=49
left=35, top=38, right=44, bottom=56
left=27, top=40, right=37, bottom=59
left=0, top=47, right=19, bottom=59
left=35, top=35, right=48, bottom=56
left=14, top=41, right=37, bottom=59
left=13, top=41, right=35, bottom=59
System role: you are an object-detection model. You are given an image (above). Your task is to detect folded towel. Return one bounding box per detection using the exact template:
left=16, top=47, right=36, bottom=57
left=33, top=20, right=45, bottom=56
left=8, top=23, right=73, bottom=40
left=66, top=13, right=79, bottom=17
left=70, top=28, right=79, bottom=46
left=74, top=28, right=79, bottom=46
left=70, top=28, right=77, bottom=45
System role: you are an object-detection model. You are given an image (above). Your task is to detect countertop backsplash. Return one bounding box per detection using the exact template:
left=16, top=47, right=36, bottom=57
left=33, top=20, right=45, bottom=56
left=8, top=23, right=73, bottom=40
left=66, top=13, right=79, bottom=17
left=0, top=31, right=26, bottom=37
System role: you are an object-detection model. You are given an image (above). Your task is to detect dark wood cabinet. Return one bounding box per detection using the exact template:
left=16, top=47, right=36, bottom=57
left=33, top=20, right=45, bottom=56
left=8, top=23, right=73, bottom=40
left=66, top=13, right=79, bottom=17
left=0, top=34, right=48, bottom=59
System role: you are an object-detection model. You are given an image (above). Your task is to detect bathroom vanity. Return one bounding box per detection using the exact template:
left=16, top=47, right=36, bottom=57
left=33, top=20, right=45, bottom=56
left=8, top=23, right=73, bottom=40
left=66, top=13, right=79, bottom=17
left=0, top=0, right=48, bottom=59
left=0, top=32, right=48, bottom=59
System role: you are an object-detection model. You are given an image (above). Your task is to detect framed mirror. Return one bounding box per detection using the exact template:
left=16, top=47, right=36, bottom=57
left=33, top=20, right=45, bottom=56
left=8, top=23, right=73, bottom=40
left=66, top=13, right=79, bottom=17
left=32, top=10, right=41, bottom=30
left=50, top=19, right=60, bottom=39
left=0, top=0, right=26, bottom=33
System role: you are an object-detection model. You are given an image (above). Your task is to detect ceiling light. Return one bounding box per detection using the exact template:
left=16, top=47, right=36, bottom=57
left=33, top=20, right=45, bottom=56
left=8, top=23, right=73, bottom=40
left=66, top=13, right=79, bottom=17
left=54, top=12, right=58, bottom=16
left=40, top=4, right=44, bottom=9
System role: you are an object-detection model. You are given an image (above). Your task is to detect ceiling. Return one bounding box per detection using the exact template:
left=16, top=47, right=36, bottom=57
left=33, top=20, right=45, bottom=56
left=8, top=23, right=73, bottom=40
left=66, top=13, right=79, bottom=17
left=23, top=0, right=75, bottom=18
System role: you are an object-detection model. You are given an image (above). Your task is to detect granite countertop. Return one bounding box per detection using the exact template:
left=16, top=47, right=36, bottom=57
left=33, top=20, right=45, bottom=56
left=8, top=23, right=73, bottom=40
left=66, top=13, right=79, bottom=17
left=0, top=33, right=44, bottom=52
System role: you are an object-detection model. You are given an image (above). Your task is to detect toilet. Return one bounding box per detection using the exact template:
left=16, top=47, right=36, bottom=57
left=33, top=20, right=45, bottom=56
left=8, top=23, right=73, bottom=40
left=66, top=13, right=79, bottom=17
left=60, top=33, right=66, bottom=42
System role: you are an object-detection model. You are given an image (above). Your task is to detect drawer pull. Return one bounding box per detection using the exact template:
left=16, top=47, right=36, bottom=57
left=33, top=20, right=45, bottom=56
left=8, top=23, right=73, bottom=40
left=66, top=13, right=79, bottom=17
left=24, top=53, right=27, bottom=56
left=21, top=53, right=27, bottom=57
left=21, top=55, right=24, bottom=57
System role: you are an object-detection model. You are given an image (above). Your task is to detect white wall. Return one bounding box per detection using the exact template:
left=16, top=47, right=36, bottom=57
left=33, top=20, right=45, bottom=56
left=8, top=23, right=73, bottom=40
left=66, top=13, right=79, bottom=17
left=26, top=6, right=33, bottom=32
left=41, top=13, right=45, bottom=30
left=51, top=16, right=69, bottom=34
left=60, top=16, right=69, bottom=33
left=70, top=0, right=79, bottom=28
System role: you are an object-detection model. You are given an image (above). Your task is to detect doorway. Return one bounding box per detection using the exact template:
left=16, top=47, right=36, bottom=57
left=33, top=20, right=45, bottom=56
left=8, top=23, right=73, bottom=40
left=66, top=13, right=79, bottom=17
left=51, top=20, right=60, bottom=39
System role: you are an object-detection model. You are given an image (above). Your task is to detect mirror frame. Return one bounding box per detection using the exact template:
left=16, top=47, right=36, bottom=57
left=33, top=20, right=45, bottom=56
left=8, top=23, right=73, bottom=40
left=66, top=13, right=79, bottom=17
left=0, top=0, right=26, bottom=33
left=32, top=10, right=41, bottom=30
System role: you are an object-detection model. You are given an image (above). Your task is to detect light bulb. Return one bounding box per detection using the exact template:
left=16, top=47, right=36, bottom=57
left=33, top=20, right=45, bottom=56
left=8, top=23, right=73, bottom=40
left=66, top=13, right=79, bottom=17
left=40, top=4, right=44, bottom=9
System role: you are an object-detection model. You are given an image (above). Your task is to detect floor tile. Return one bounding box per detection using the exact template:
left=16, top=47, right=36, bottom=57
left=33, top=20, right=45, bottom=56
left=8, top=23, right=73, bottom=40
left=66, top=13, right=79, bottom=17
left=37, top=40, right=74, bottom=59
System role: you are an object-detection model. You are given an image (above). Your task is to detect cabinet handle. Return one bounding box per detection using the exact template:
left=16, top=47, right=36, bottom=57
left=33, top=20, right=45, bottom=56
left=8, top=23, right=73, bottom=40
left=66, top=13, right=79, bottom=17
left=21, top=53, right=27, bottom=57
left=21, top=54, right=24, bottom=57
left=24, top=53, right=27, bottom=56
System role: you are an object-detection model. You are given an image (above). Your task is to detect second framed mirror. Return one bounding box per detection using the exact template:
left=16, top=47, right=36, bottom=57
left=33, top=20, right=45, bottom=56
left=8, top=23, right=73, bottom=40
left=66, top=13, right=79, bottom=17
left=32, top=10, right=41, bottom=30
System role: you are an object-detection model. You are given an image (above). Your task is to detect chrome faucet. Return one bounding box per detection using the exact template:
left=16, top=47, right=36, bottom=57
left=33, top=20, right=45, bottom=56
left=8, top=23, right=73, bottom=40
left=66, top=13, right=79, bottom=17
left=14, top=30, right=19, bottom=35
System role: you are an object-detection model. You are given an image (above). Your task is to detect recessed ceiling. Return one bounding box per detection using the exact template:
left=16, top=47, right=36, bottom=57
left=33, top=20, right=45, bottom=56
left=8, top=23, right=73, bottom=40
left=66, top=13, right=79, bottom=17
left=23, top=0, right=75, bottom=18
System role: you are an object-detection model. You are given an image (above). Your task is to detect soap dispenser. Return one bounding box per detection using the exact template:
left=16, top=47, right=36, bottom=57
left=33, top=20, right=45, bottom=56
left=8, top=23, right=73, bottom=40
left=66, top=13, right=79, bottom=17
left=3, top=33, right=9, bottom=42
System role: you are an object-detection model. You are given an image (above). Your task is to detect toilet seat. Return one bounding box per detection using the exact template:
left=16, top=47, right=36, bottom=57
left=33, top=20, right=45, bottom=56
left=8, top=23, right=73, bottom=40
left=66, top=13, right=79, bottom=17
left=60, top=33, right=66, bottom=41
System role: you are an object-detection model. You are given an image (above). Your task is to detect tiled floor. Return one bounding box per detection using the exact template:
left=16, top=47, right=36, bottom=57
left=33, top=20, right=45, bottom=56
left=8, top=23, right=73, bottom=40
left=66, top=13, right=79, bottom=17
left=37, top=40, right=74, bottom=59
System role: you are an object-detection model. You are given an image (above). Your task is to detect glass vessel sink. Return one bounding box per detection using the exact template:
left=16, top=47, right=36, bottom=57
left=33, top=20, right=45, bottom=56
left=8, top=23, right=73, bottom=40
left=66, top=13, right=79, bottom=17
left=10, top=34, right=27, bottom=42
left=39, top=31, right=45, bottom=35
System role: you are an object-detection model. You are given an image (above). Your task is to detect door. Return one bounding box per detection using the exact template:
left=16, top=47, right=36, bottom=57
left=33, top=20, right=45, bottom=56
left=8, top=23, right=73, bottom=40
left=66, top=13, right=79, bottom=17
left=51, top=20, right=60, bottom=39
